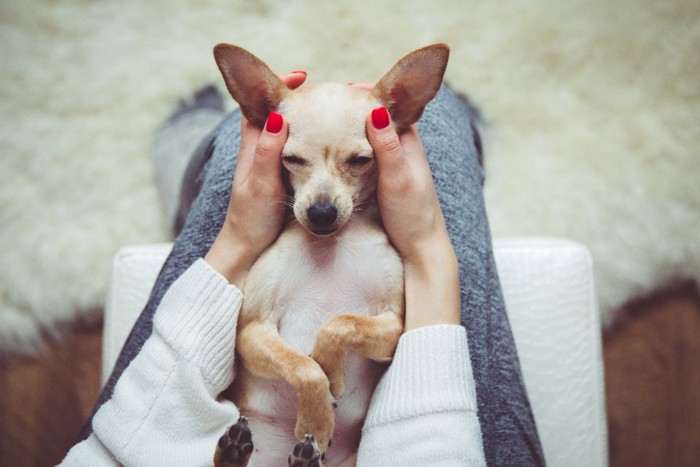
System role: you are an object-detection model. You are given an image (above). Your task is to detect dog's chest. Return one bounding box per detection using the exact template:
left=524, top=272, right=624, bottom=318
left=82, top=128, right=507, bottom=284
left=272, top=227, right=399, bottom=354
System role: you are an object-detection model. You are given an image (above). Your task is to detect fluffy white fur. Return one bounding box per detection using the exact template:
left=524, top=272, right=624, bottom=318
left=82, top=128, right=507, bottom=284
left=1, top=0, right=698, bottom=354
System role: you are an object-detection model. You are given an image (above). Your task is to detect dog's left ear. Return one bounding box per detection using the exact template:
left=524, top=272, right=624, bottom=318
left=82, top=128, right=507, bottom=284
left=372, top=44, right=449, bottom=130
left=213, top=44, right=289, bottom=128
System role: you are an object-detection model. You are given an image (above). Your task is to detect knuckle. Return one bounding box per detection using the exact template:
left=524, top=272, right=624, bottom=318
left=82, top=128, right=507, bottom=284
left=254, top=138, right=277, bottom=157
left=377, top=133, right=402, bottom=155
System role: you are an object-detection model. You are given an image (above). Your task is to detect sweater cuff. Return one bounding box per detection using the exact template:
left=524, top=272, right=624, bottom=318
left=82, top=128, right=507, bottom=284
left=364, top=324, right=477, bottom=428
left=154, top=258, right=243, bottom=390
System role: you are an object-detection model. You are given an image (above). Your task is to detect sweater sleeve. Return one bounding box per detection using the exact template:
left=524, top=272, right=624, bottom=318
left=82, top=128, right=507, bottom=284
left=357, top=324, right=486, bottom=466
left=61, top=259, right=243, bottom=466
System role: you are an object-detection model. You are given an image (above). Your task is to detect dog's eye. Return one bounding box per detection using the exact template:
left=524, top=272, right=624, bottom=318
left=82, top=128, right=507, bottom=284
left=347, top=155, right=373, bottom=167
left=283, top=155, right=308, bottom=166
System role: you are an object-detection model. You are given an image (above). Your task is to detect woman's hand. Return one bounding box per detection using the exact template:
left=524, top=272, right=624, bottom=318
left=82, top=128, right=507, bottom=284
left=366, top=107, right=461, bottom=330
left=205, top=72, right=307, bottom=288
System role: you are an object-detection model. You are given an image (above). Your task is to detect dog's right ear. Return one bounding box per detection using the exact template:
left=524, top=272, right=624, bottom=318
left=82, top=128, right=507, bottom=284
left=372, top=44, right=449, bottom=130
left=214, top=44, right=289, bottom=128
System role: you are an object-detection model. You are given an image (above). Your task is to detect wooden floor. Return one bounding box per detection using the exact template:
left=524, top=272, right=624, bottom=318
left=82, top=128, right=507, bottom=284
left=1, top=286, right=699, bottom=467
left=604, top=283, right=700, bottom=467
left=0, top=323, right=103, bottom=467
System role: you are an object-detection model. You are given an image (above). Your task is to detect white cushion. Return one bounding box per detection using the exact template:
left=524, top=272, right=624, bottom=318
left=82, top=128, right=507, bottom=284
left=103, top=238, right=607, bottom=467
left=494, top=238, right=607, bottom=467
left=102, top=243, right=174, bottom=384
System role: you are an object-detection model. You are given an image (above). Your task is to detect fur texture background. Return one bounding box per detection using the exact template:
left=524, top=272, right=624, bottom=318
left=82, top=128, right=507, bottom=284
left=1, top=0, right=698, bottom=355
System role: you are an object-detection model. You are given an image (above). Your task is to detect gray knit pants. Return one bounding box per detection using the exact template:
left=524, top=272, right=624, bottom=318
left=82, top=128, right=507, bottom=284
left=84, top=85, right=545, bottom=466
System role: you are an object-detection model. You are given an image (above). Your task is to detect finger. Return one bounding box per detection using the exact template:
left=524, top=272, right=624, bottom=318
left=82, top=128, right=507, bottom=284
left=280, top=71, right=307, bottom=90
left=240, top=69, right=304, bottom=146
left=366, top=107, right=408, bottom=177
left=252, top=111, right=288, bottom=180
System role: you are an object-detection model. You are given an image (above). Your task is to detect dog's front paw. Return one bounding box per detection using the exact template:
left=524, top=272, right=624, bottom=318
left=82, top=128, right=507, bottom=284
left=288, top=434, right=325, bottom=467
left=294, top=363, right=336, bottom=451
left=214, top=416, right=254, bottom=467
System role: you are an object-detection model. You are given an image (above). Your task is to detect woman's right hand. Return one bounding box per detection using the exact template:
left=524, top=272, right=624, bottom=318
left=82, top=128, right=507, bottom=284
left=205, top=71, right=307, bottom=289
left=366, top=107, right=461, bottom=331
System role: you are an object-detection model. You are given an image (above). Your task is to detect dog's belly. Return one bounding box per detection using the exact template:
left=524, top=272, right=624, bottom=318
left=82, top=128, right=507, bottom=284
left=238, top=352, right=383, bottom=466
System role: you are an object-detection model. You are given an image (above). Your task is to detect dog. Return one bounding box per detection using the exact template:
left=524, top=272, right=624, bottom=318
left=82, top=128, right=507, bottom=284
left=211, top=43, right=449, bottom=467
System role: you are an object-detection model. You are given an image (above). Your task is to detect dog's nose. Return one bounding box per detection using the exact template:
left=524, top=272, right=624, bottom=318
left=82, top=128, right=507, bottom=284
left=307, top=202, right=338, bottom=231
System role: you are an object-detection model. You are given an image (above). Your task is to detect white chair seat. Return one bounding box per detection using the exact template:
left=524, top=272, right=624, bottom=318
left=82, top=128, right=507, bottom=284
left=103, top=238, right=607, bottom=467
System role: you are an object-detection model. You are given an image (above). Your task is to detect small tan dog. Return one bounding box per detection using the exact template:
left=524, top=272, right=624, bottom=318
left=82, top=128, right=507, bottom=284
left=212, top=43, right=449, bottom=467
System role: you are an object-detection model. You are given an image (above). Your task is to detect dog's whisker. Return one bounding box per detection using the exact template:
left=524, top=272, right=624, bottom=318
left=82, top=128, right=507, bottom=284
left=275, top=196, right=296, bottom=209
left=352, top=199, right=369, bottom=213
left=276, top=200, right=295, bottom=208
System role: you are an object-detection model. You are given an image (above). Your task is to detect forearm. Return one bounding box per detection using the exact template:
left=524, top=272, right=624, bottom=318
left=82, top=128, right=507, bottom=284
left=62, top=260, right=242, bottom=465
left=358, top=325, right=485, bottom=466
left=65, top=337, right=239, bottom=466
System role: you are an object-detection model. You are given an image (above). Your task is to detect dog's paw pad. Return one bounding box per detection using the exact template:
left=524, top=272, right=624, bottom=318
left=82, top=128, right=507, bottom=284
left=216, top=416, right=254, bottom=466
left=288, top=434, right=324, bottom=467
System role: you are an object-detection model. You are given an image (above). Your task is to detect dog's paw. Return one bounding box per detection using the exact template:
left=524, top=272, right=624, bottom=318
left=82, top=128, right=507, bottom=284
left=214, top=416, right=254, bottom=467
left=288, top=434, right=325, bottom=467
left=328, top=374, right=345, bottom=401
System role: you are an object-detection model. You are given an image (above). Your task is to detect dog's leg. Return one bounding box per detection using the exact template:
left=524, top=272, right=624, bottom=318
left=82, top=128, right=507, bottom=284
left=310, top=311, right=404, bottom=399
left=236, top=320, right=336, bottom=453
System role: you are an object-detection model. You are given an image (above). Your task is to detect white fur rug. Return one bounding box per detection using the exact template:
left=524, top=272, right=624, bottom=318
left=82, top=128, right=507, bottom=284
left=1, top=0, right=699, bottom=355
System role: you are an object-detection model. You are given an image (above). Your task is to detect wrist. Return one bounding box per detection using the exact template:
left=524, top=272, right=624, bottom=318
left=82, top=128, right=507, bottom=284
left=204, top=226, right=257, bottom=289
left=403, top=234, right=461, bottom=331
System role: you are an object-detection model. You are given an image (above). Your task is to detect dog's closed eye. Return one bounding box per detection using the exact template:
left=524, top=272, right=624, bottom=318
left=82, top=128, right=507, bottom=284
left=347, top=155, right=373, bottom=167
left=283, top=155, right=308, bottom=167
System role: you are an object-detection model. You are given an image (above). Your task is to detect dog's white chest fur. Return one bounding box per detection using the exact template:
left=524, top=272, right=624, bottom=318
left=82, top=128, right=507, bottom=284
left=275, top=226, right=395, bottom=354
left=243, top=214, right=402, bottom=337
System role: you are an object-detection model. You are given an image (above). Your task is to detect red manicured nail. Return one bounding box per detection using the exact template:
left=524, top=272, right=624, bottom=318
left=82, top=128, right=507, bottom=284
left=371, top=107, right=390, bottom=130
left=291, top=70, right=307, bottom=77
left=266, top=111, right=283, bottom=134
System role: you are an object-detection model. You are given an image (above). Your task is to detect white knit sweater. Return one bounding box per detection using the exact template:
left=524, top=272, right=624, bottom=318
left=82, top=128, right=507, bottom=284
left=62, top=259, right=485, bottom=466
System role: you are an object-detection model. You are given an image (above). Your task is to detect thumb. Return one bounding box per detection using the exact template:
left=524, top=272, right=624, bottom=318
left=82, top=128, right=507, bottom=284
left=366, top=107, right=407, bottom=176
left=252, top=111, right=288, bottom=179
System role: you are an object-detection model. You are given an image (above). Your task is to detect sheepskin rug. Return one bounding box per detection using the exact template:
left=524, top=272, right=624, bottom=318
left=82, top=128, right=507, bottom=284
left=1, top=0, right=698, bottom=355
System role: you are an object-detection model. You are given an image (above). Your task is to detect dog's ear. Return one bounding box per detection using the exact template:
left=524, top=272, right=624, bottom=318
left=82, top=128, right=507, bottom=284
left=372, top=44, right=449, bottom=130
left=213, top=44, right=289, bottom=128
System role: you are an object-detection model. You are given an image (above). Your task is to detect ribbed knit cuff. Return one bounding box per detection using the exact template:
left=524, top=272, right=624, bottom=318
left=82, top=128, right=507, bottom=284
left=153, top=259, right=243, bottom=391
left=364, top=324, right=477, bottom=428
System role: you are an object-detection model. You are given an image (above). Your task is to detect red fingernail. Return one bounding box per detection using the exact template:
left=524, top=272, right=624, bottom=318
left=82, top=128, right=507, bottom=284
left=291, top=70, right=307, bottom=77
left=266, top=111, right=283, bottom=134
left=371, top=107, right=390, bottom=130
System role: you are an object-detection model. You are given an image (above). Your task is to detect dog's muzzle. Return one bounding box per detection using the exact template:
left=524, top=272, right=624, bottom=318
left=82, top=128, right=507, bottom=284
left=307, top=202, right=338, bottom=235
